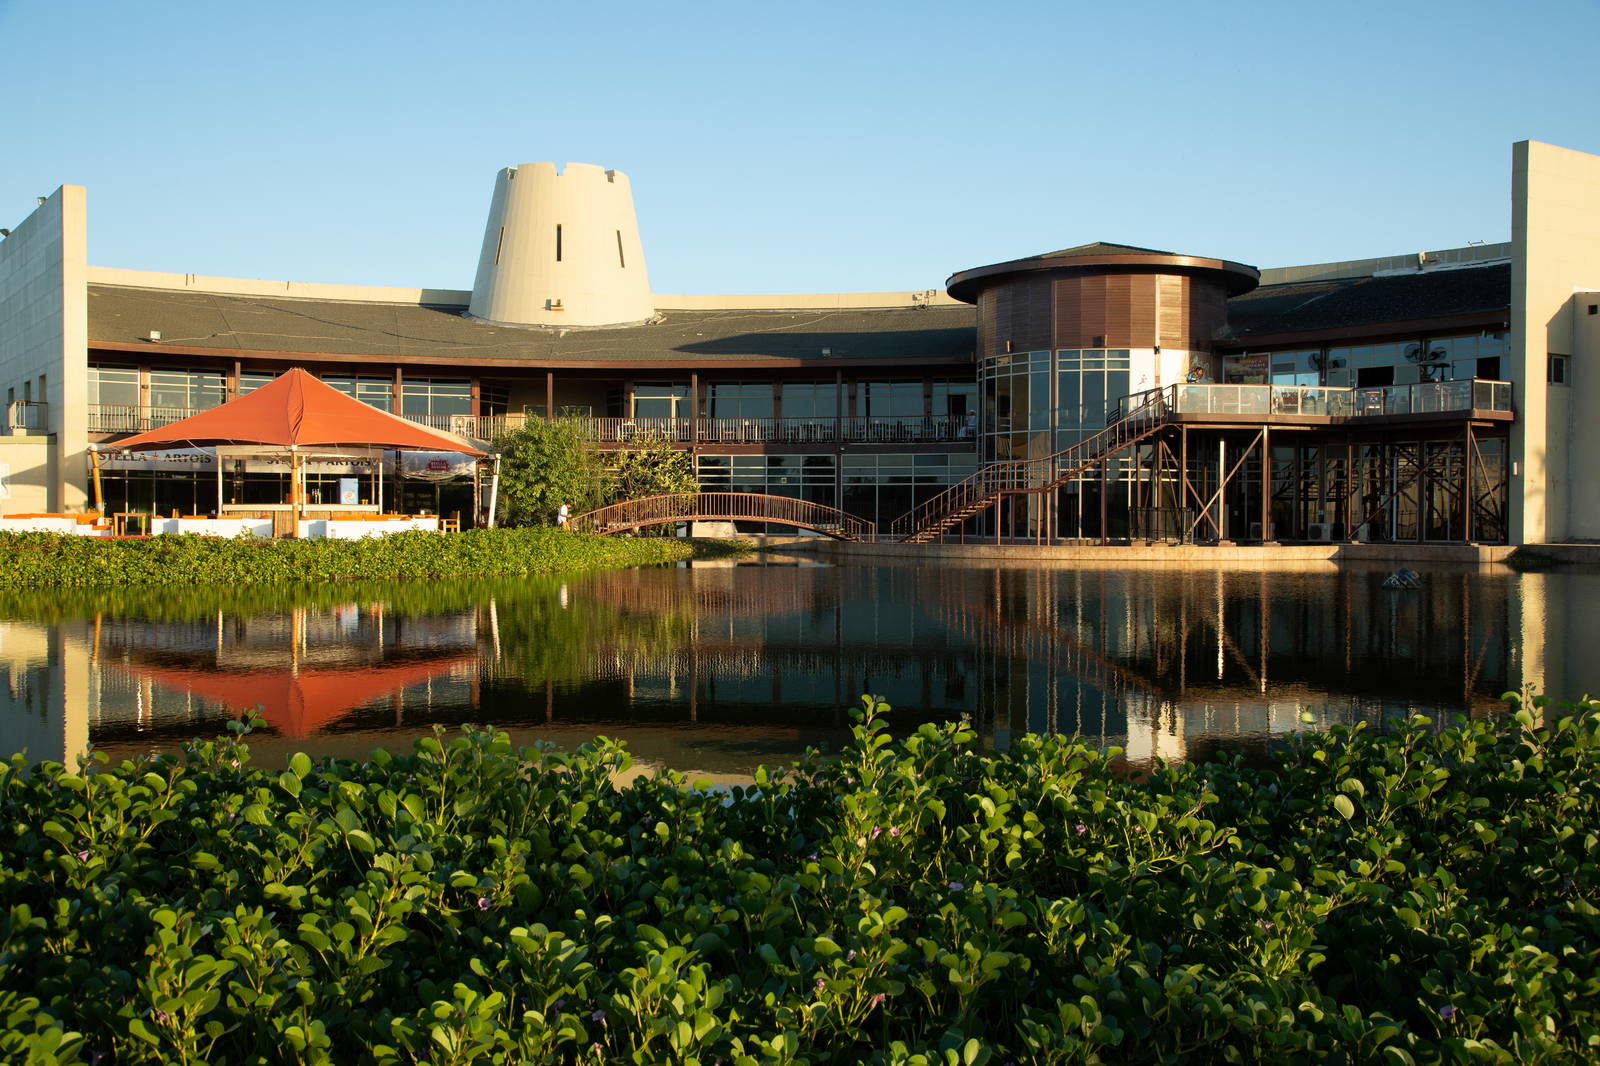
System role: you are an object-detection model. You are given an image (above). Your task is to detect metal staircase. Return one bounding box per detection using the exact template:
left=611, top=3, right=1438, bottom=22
left=889, top=386, right=1174, bottom=543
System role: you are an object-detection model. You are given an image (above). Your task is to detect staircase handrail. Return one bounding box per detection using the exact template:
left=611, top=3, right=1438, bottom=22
left=889, top=385, right=1174, bottom=539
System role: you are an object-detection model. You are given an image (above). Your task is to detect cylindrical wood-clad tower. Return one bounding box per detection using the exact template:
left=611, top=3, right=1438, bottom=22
left=947, top=241, right=1259, bottom=362
left=948, top=242, right=1259, bottom=540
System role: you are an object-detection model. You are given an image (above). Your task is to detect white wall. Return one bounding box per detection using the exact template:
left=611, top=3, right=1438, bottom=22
left=1510, top=141, right=1600, bottom=544
left=0, top=186, right=88, bottom=510
left=1566, top=294, right=1600, bottom=537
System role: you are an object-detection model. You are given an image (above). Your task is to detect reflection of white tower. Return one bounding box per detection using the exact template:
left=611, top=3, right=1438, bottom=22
left=468, top=162, right=653, bottom=328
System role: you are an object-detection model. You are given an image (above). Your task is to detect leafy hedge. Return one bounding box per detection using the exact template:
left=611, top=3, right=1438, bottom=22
left=0, top=529, right=735, bottom=589
left=1, top=699, right=1597, bottom=1064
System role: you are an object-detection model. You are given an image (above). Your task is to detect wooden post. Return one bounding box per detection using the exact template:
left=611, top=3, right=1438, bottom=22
left=88, top=446, right=105, bottom=515
left=1180, top=425, right=1189, bottom=541
left=545, top=371, right=554, bottom=421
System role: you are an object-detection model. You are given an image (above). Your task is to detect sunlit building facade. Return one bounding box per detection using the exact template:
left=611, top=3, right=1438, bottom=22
left=1, top=141, right=1597, bottom=545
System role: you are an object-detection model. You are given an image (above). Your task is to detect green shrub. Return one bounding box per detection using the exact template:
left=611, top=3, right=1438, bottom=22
left=0, top=697, right=1596, bottom=1064
left=0, top=529, right=742, bottom=589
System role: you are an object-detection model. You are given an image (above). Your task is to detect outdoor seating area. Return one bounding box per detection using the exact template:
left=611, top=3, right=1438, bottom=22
left=76, top=369, right=492, bottom=540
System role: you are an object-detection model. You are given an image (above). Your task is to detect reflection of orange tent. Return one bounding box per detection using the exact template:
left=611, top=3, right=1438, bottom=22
left=126, top=655, right=477, bottom=737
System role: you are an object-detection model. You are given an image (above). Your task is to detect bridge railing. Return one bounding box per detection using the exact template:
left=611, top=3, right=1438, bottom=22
left=571, top=491, right=875, bottom=541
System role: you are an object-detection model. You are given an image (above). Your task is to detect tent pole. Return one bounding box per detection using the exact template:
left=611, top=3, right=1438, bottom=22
left=290, top=447, right=301, bottom=536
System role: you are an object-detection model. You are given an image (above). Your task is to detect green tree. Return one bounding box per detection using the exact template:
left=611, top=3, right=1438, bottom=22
left=609, top=432, right=700, bottom=502
left=492, top=420, right=609, bottom=527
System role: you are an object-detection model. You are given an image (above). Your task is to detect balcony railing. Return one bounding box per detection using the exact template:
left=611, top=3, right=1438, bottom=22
left=1113, top=379, right=1513, bottom=421
left=5, top=401, right=48, bottom=433
left=569, top=414, right=976, bottom=446
left=88, top=407, right=980, bottom=447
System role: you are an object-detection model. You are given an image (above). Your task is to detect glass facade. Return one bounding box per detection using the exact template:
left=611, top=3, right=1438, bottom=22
left=149, top=368, right=225, bottom=411
left=856, top=381, right=923, bottom=418
left=88, top=365, right=138, bottom=407
left=632, top=382, right=690, bottom=418
left=779, top=382, right=840, bottom=419
left=1224, top=333, right=1509, bottom=389
left=705, top=382, right=774, bottom=419
left=324, top=374, right=394, bottom=411
left=979, top=349, right=1131, bottom=461
left=238, top=371, right=277, bottom=395
left=697, top=454, right=838, bottom=509
left=400, top=378, right=471, bottom=418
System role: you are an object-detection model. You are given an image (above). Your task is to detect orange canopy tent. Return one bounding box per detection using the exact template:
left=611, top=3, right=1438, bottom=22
left=111, top=368, right=486, bottom=455
left=123, top=654, right=479, bottom=737
left=95, top=368, right=488, bottom=523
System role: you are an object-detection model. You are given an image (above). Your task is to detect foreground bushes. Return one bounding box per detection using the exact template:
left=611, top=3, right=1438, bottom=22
left=0, top=528, right=725, bottom=588
left=1, top=699, right=1597, bottom=1064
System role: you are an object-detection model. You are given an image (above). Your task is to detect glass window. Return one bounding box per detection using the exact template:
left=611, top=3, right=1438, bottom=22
left=1267, top=350, right=1321, bottom=387
left=632, top=382, right=689, bottom=418
left=88, top=365, right=138, bottom=407
left=1549, top=355, right=1570, bottom=385
left=149, top=368, right=225, bottom=411
left=931, top=378, right=976, bottom=418
left=780, top=382, right=839, bottom=419
left=706, top=382, right=774, bottom=419
left=238, top=371, right=277, bottom=395
left=857, top=381, right=923, bottom=418
left=400, top=377, right=470, bottom=417
left=315, top=374, right=394, bottom=411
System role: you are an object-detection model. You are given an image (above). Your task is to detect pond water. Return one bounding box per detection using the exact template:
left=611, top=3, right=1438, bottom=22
left=1, top=556, right=1596, bottom=779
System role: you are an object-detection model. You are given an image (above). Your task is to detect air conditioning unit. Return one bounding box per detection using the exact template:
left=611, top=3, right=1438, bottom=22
left=1307, top=523, right=1333, bottom=541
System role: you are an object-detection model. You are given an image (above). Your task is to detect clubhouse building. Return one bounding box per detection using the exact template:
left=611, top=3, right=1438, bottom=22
left=1, top=141, right=1597, bottom=545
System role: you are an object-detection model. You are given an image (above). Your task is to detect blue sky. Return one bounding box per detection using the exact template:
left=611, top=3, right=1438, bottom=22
left=3, top=0, right=1596, bottom=293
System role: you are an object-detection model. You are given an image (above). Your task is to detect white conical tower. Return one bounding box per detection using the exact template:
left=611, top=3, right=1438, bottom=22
left=467, top=162, right=653, bottom=328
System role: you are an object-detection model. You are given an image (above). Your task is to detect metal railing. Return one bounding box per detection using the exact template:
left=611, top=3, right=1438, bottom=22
left=1114, top=379, right=1513, bottom=421
left=890, top=385, right=1174, bottom=542
left=5, top=401, right=48, bottom=433
left=570, top=491, right=875, bottom=541
left=87, top=406, right=979, bottom=448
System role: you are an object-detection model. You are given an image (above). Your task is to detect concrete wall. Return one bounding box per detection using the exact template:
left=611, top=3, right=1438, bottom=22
left=1511, top=141, right=1600, bottom=544
left=88, top=266, right=471, bottom=306
left=1568, top=291, right=1600, bottom=537
left=469, top=163, right=654, bottom=328
left=0, top=186, right=88, bottom=510
left=0, top=436, right=57, bottom=514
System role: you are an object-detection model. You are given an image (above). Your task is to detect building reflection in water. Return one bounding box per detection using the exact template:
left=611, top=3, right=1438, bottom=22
left=0, top=561, right=1594, bottom=776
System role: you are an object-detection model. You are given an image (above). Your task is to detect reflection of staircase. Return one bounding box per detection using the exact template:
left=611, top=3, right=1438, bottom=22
left=890, top=387, right=1173, bottom=542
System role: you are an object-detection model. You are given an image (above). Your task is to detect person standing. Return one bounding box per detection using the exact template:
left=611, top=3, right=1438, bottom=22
left=556, top=501, right=571, bottom=530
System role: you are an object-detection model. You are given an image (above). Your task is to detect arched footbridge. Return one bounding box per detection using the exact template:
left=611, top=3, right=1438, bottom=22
left=571, top=492, right=875, bottom=541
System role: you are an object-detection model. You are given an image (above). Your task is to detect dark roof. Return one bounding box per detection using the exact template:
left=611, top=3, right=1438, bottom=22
left=947, top=244, right=1259, bottom=303
left=1023, top=241, right=1178, bottom=260
left=87, top=285, right=976, bottom=366
left=1223, top=263, right=1510, bottom=343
